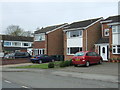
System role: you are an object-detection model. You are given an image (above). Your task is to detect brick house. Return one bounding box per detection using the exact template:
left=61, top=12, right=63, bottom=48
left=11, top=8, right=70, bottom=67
left=0, top=35, right=33, bottom=55
left=95, top=15, right=120, bottom=61
left=63, top=17, right=103, bottom=60
left=33, top=23, right=68, bottom=56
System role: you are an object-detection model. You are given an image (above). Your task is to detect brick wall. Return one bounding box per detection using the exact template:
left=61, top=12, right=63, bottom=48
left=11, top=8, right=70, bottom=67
left=33, top=41, right=45, bottom=49
left=47, top=28, right=64, bottom=55
left=84, top=20, right=102, bottom=51
left=2, top=58, right=31, bottom=65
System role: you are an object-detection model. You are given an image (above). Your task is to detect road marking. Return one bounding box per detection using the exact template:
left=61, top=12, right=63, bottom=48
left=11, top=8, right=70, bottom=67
left=4, top=80, right=11, bottom=83
left=22, top=86, right=29, bottom=88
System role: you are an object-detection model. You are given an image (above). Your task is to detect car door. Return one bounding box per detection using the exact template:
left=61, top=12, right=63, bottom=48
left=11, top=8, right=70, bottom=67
left=44, top=55, right=50, bottom=62
left=92, top=52, right=99, bottom=63
left=86, top=52, right=94, bottom=64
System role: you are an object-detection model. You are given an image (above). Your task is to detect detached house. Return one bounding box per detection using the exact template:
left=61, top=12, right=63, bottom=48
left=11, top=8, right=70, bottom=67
left=33, top=23, right=68, bottom=56
left=63, top=17, right=103, bottom=60
left=95, top=15, right=120, bottom=61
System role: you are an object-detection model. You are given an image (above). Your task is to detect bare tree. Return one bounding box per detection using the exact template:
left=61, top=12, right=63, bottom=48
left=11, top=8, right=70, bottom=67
left=5, top=25, right=24, bottom=36
left=5, top=25, right=33, bottom=37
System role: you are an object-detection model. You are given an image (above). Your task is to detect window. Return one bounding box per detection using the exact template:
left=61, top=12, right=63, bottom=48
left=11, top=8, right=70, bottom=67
left=67, top=30, right=82, bottom=38
left=104, top=29, right=109, bottom=36
left=102, top=47, right=105, bottom=53
left=86, top=52, right=93, bottom=56
left=12, top=42, right=21, bottom=46
left=67, top=47, right=82, bottom=55
left=22, top=43, right=29, bottom=46
left=74, top=52, right=85, bottom=56
left=34, top=34, right=45, bottom=41
left=39, top=49, right=45, bottom=55
left=4, top=42, right=11, bottom=46
left=112, top=25, right=120, bottom=33
left=112, top=45, right=120, bottom=54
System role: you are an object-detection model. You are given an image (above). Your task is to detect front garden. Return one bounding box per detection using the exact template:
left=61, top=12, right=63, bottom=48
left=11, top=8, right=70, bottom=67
left=13, top=60, right=73, bottom=69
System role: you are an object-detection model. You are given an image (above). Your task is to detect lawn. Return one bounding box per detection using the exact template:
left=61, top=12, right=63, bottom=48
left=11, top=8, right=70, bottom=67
left=14, top=63, right=49, bottom=69
left=13, top=61, right=63, bottom=69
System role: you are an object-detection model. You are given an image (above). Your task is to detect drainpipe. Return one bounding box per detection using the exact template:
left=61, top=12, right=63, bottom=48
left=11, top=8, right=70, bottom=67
left=46, top=33, right=48, bottom=55
left=86, top=29, right=88, bottom=51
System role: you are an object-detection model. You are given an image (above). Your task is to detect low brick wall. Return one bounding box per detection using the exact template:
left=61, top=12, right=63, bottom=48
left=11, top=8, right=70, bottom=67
left=1, top=58, right=31, bottom=65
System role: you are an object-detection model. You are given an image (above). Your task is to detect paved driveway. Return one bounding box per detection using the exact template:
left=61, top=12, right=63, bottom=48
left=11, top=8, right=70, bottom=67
left=56, top=62, right=119, bottom=76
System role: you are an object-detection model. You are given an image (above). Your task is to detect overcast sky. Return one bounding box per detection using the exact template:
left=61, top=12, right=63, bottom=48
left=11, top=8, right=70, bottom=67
left=0, top=0, right=119, bottom=34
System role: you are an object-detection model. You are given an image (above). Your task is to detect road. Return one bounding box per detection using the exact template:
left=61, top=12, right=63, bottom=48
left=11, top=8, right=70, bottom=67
left=2, top=70, right=118, bottom=88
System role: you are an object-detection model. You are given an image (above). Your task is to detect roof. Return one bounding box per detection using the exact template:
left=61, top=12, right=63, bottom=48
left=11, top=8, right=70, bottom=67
left=35, top=23, right=67, bottom=34
left=1, top=35, right=33, bottom=42
left=96, top=38, right=109, bottom=44
left=64, top=17, right=102, bottom=29
left=102, top=15, right=120, bottom=23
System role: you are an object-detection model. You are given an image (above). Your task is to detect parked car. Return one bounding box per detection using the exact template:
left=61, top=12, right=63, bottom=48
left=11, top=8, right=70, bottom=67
left=72, top=51, right=103, bottom=67
left=4, top=52, right=31, bottom=59
left=30, top=55, right=55, bottom=64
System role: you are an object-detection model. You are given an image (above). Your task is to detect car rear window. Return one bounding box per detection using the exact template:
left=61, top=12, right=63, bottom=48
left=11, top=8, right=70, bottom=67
left=74, top=52, right=85, bottom=56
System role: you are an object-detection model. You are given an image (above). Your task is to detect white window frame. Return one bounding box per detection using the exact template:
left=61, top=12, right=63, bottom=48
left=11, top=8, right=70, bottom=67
left=34, top=33, right=45, bottom=41
left=4, top=41, right=32, bottom=47
left=112, top=45, right=120, bottom=54
left=104, top=29, right=109, bottom=36
left=4, top=41, right=12, bottom=46
left=112, top=25, right=120, bottom=34
left=67, top=47, right=82, bottom=55
left=67, top=30, right=82, bottom=38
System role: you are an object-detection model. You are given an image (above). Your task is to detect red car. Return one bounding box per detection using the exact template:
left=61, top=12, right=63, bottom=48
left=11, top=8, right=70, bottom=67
left=72, top=51, right=103, bottom=67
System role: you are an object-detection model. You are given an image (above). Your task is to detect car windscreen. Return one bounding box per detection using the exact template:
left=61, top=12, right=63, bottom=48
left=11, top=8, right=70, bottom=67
left=74, top=52, right=85, bottom=56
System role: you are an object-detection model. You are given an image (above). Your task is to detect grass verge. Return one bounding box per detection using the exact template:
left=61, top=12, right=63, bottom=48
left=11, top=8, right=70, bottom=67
left=13, top=63, right=49, bottom=69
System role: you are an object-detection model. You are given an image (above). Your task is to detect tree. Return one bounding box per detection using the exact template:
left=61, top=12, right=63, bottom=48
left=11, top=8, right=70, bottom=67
left=5, top=25, right=24, bottom=36
left=5, top=25, right=33, bottom=37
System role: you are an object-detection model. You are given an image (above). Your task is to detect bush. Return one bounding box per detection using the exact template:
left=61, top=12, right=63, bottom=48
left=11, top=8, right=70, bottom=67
left=64, top=60, right=70, bottom=66
left=48, top=62, right=54, bottom=68
left=69, top=59, right=73, bottom=66
left=59, top=60, right=72, bottom=67
left=60, top=61, right=66, bottom=67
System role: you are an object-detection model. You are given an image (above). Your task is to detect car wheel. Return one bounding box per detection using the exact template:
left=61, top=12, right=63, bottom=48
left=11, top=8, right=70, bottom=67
left=39, top=60, right=42, bottom=64
left=98, top=60, right=102, bottom=64
left=85, top=61, right=90, bottom=67
left=74, top=65, right=78, bottom=67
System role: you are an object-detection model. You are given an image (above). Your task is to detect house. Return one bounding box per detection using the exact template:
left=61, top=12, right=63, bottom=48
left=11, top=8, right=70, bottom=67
left=33, top=23, right=68, bottom=56
left=63, top=17, right=103, bottom=60
left=95, top=15, right=120, bottom=61
left=0, top=35, right=33, bottom=55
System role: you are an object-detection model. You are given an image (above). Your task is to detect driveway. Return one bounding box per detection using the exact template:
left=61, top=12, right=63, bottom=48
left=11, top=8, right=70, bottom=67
left=55, top=62, right=119, bottom=76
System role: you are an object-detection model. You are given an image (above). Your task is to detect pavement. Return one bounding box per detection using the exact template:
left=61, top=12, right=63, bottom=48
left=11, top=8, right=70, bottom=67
left=1, top=62, right=119, bottom=83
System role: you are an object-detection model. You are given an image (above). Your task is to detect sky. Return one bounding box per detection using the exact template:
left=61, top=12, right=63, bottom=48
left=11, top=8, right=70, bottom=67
left=0, top=0, right=119, bottom=34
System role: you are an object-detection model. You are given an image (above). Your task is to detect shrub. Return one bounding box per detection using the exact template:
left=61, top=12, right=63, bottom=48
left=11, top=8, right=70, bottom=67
left=69, top=59, right=73, bottom=66
left=60, top=61, right=66, bottom=67
left=64, top=60, right=70, bottom=66
left=48, top=62, right=54, bottom=68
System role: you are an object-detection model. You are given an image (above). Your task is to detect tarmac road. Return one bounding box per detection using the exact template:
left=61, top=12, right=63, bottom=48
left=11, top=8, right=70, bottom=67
left=2, top=71, right=118, bottom=88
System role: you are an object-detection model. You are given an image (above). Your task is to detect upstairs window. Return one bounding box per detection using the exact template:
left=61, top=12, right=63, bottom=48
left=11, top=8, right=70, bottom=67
left=22, top=43, right=30, bottom=47
left=4, top=42, right=11, bottom=46
left=12, top=42, right=21, bottom=46
left=34, top=33, right=45, bottom=41
left=67, top=30, right=82, bottom=38
left=112, top=25, right=120, bottom=33
left=104, top=29, right=109, bottom=36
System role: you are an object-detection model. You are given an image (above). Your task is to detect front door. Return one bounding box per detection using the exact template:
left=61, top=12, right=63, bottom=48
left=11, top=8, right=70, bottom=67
left=99, top=45, right=109, bottom=61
